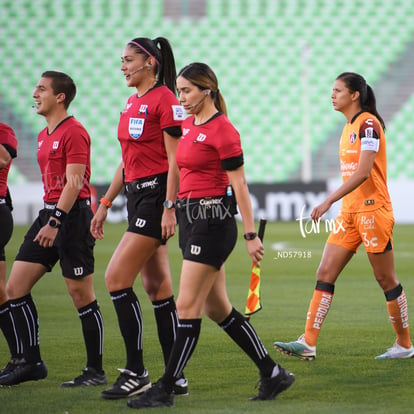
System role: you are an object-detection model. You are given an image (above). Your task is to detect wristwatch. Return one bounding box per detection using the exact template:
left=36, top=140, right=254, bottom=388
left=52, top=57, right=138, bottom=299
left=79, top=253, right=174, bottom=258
left=163, top=200, right=175, bottom=209
left=243, top=232, right=257, bottom=240
left=48, top=219, right=61, bottom=229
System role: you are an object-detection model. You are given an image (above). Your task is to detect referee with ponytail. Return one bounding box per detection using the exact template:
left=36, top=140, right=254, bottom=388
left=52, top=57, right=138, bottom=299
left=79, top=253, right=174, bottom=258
left=91, top=37, right=187, bottom=400
left=128, top=62, right=295, bottom=409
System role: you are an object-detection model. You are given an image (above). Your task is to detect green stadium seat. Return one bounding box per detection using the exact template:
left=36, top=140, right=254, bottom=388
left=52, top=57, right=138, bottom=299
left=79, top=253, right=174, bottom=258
left=2, top=0, right=414, bottom=183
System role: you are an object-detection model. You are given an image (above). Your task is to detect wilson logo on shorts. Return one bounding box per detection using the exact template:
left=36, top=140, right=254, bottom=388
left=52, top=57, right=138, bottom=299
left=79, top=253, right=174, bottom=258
left=73, top=267, right=84, bottom=277
left=190, top=245, right=201, bottom=255
left=135, top=218, right=146, bottom=228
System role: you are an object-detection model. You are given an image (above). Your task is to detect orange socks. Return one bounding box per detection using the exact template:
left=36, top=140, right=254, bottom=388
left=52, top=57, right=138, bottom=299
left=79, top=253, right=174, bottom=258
left=302, top=283, right=412, bottom=350
left=304, top=282, right=335, bottom=347
left=386, top=286, right=411, bottom=349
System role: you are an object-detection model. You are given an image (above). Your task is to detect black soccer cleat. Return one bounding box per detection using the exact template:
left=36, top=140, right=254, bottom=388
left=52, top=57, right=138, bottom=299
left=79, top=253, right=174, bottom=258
left=0, top=359, right=47, bottom=386
left=61, top=367, right=107, bottom=387
left=173, top=376, right=189, bottom=396
left=127, top=380, right=174, bottom=409
left=250, top=366, right=295, bottom=401
left=101, top=368, right=151, bottom=399
left=0, top=358, right=24, bottom=380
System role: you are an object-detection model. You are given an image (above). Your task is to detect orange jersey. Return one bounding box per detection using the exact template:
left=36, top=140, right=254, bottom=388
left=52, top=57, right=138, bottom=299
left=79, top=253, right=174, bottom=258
left=339, top=111, right=392, bottom=213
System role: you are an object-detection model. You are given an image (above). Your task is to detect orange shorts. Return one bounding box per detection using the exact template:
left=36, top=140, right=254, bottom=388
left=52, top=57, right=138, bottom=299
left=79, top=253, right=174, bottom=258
left=326, top=205, right=394, bottom=253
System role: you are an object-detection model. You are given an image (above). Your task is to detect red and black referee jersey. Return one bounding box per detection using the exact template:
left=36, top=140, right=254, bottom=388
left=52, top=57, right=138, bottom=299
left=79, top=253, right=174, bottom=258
left=37, top=116, right=92, bottom=203
left=118, top=84, right=185, bottom=182
left=0, top=122, right=18, bottom=197
left=176, top=112, right=243, bottom=199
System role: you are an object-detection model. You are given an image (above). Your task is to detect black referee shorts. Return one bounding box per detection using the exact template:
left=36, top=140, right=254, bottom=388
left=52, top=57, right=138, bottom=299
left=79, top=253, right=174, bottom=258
left=0, top=202, right=13, bottom=261
left=15, top=201, right=95, bottom=279
left=177, top=202, right=237, bottom=270
left=125, top=173, right=167, bottom=241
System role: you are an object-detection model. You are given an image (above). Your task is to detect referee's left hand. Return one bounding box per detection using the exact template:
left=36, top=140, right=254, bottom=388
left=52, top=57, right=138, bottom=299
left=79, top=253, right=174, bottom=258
left=246, top=237, right=264, bottom=264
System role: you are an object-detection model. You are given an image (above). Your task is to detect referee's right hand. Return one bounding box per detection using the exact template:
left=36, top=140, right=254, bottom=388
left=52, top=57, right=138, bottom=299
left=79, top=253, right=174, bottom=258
left=246, top=237, right=264, bottom=264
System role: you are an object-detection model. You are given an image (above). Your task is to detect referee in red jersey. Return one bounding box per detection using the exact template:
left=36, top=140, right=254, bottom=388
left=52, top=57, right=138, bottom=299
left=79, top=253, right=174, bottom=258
left=91, top=37, right=187, bottom=400
left=0, top=123, right=19, bottom=378
left=128, top=62, right=294, bottom=409
left=0, top=72, right=105, bottom=387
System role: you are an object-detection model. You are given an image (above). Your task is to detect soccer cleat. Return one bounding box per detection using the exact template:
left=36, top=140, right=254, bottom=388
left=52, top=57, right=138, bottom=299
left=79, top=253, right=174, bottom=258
left=127, top=380, right=174, bottom=409
left=173, top=376, right=189, bottom=396
left=250, top=366, right=295, bottom=401
left=375, top=342, right=414, bottom=360
left=101, top=368, right=151, bottom=399
left=61, top=367, right=107, bottom=387
left=0, top=359, right=47, bottom=386
left=0, top=358, right=24, bottom=380
left=274, top=334, right=316, bottom=360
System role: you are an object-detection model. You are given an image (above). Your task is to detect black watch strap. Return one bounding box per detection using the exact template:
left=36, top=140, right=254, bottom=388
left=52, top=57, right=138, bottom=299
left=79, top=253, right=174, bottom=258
left=243, top=232, right=257, bottom=240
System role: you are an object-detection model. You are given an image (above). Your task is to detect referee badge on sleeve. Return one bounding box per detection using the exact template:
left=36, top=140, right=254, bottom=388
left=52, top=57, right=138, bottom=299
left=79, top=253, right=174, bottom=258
left=172, top=105, right=186, bottom=121
left=129, top=118, right=145, bottom=139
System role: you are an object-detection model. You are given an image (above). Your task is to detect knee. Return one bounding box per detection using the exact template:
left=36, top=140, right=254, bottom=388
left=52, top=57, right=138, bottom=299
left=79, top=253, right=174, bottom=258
left=141, top=278, right=161, bottom=301
left=316, top=263, right=334, bottom=283
left=375, top=273, right=399, bottom=292
left=67, top=283, right=95, bottom=308
left=142, top=277, right=172, bottom=302
left=204, top=307, right=222, bottom=323
left=177, top=298, right=203, bottom=320
left=0, top=281, right=6, bottom=304
left=105, top=271, right=122, bottom=292
left=6, top=282, right=21, bottom=300
left=0, top=289, right=7, bottom=305
left=204, top=302, right=232, bottom=323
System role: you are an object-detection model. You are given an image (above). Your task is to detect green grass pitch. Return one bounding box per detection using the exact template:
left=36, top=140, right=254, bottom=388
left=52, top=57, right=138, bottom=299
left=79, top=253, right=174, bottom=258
left=1, top=221, right=413, bottom=413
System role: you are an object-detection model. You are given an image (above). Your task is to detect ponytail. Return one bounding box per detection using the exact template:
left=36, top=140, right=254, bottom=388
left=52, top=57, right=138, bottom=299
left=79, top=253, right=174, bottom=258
left=153, top=37, right=177, bottom=94
left=364, top=84, right=386, bottom=130
left=213, top=90, right=227, bottom=116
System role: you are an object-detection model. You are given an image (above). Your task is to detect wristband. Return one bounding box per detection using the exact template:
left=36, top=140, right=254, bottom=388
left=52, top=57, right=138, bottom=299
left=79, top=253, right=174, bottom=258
left=100, top=196, right=112, bottom=208
left=243, top=232, right=257, bottom=241
left=52, top=207, right=67, bottom=222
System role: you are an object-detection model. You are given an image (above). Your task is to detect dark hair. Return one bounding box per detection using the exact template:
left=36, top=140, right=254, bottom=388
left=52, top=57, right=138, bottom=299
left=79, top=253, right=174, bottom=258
left=128, top=37, right=177, bottom=94
left=41, top=70, right=76, bottom=109
left=177, top=62, right=227, bottom=116
left=336, top=72, right=385, bottom=130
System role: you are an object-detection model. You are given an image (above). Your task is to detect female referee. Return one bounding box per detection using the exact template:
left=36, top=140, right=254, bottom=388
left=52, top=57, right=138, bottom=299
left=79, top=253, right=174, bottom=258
left=274, top=72, right=413, bottom=360
left=91, top=37, right=187, bottom=400
left=127, top=62, right=295, bottom=409
left=0, top=123, right=18, bottom=378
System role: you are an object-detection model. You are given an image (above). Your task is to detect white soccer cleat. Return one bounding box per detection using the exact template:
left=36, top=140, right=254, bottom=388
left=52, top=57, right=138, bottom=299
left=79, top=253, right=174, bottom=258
left=274, top=334, right=316, bottom=360
left=375, top=342, right=414, bottom=360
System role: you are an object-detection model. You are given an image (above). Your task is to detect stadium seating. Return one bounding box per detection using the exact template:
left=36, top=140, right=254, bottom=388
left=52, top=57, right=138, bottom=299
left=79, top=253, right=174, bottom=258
left=386, top=95, right=414, bottom=178
left=1, top=0, right=414, bottom=184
